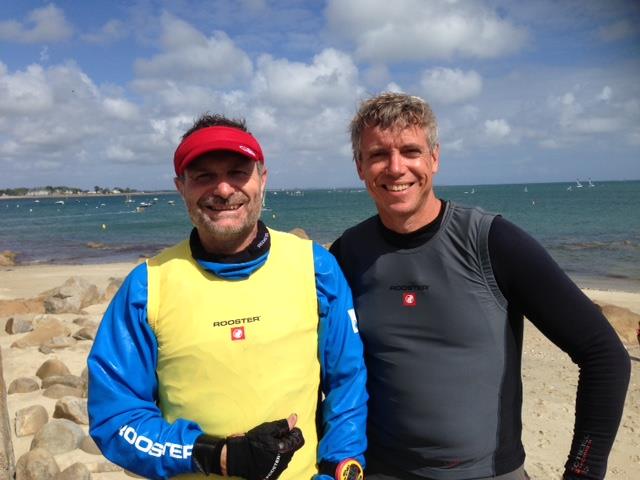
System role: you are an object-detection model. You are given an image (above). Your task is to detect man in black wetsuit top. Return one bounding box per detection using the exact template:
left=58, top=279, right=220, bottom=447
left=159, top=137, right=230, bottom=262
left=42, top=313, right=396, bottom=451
left=330, top=92, right=630, bottom=480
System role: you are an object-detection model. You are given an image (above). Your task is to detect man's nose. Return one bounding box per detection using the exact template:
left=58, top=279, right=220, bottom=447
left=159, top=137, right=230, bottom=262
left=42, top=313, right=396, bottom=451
left=387, top=150, right=404, bottom=175
left=212, top=179, right=235, bottom=199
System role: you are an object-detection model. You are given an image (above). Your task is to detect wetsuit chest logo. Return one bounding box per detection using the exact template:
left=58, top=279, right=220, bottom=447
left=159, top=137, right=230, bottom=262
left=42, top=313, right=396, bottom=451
left=402, top=293, right=417, bottom=307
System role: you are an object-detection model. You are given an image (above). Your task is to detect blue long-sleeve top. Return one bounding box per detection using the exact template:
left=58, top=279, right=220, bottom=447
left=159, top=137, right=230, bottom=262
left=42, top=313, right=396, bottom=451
left=87, top=239, right=367, bottom=480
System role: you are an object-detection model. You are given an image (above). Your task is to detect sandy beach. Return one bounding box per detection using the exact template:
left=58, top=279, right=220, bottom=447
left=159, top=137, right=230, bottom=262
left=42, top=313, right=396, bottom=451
left=0, top=262, right=638, bottom=479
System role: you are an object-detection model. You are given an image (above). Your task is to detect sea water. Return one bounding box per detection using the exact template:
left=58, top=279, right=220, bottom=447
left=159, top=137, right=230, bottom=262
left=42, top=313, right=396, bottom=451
left=1, top=181, right=638, bottom=291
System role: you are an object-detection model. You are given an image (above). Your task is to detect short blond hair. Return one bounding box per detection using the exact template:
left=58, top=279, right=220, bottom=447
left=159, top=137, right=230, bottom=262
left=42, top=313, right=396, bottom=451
left=350, top=92, right=439, bottom=162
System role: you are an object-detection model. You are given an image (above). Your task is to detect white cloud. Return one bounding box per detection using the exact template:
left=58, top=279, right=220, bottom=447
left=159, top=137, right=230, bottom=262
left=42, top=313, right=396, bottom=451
left=484, top=119, right=511, bottom=139
left=420, top=68, right=482, bottom=104
left=106, top=145, right=136, bottom=162
left=444, top=138, right=464, bottom=152
left=102, top=98, right=140, bottom=120
left=82, top=19, right=128, bottom=44
left=0, top=64, right=54, bottom=114
left=134, top=13, right=252, bottom=85
left=252, top=48, right=361, bottom=109
left=597, top=86, right=612, bottom=101
left=571, top=117, right=619, bottom=134
left=326, top=0, right=527, bottom=62
left=0, top=4, right=73, bottom=43
left=385, top=82, right=403, bottom=93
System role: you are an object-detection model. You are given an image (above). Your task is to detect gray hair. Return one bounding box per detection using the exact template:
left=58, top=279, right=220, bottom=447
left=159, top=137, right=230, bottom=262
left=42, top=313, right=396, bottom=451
left=350, top=92, right=439, bottom=162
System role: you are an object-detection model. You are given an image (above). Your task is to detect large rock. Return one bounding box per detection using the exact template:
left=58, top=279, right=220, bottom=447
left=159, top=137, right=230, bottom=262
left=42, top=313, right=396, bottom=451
left=36, top=359, right=72, bottom=380
left=73, top=325, right=97, bottom=341
left=30, top=419, right=84, bottom=455
left=4, top=316, right=34, bottom=335
left=0, top=251, right=17, bottom=267
left=43, top=278, right=101, bottom=314
left=40, top=336, right=78, bottom=351
left=54, top=463, right=91, bottom=480
left=43, top=385, right=84, bottom=400
left=594, top=302, right=640, bottom=344
left=52, top=397, right=88, bottom=425
left=11, top=319, right=71, bottom=349
left=15, top=405, right=48, bottom=437
left=79, top=436, right=101, bottom=455
left=0, top=298, right=45, bottom=317
left=8, top=377, right=40, bottom=394
left=0, top=346, right=15, bottom=479
left=41, top=375, right=84, bottom=390
left=102, top=277, right=123, bottom=303
left=15, top=448, right=59, bottom=480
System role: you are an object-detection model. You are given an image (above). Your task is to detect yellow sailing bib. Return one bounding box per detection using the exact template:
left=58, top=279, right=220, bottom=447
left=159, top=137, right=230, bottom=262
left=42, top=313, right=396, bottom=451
left=147, top=229, right=320, bottom=479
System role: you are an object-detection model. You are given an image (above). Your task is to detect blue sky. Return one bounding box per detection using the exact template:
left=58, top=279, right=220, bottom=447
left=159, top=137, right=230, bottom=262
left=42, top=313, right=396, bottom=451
left=1, top=0, right=639, bottom=190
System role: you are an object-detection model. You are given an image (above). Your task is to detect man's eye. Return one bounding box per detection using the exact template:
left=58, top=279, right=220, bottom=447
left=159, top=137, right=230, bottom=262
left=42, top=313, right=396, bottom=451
left=403, top=149, right=422, bottom=157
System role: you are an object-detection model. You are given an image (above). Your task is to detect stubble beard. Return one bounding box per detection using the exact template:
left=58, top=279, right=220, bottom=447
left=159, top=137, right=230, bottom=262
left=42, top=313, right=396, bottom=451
left=188, top=194, right=262, bottom=249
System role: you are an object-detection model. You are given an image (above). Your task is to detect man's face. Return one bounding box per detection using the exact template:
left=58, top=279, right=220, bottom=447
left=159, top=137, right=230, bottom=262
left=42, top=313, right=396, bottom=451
left=357, top=124, right=440, bottom=233
left=175, top=151, right=267, bottom=253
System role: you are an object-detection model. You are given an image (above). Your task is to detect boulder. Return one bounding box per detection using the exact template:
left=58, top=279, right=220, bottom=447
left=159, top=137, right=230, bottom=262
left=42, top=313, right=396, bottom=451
left=42, top=375, right=84, bottom=390
left=5, top=316, right=34, bottom=334
left=43, top=385, right=84, bottom=400
left=11, top=319, right=71, bottom=349
left=42, top=277, right=101, bottom=314
left=0, top=250, right=17, bottom=267
left=36, top=359, right=72, bottom=380
left=15, top=405, right=48, bottom=437
left=594, top=302, right=640, bottom=344
left=30, top=419, right=85, bottom=455
left=102, top=277, right=123, bottom=303
left=80, top=367, right=88, bottom=393
left=79, top=435, right=101, bottom=455
left=8, top=377, right=40, bottom=394
left=54, top=463, right=91, bottom=480
left=41, top=336, right=78, bottom=350
left=53, top=396, right=89, bottom=425
left=72, top=318, right=94, bottom=327
left=15, top=448, right=59, bottom=480
left=0, top=298, right=45, bottom=317
left=73, top=325, right=97, bottom=341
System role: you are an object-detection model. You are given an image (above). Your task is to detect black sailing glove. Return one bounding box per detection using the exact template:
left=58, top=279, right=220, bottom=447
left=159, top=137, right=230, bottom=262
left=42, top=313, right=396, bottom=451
left=226, top=418, right=305, bottom=480
left=192, top=434, right=225, bottom=475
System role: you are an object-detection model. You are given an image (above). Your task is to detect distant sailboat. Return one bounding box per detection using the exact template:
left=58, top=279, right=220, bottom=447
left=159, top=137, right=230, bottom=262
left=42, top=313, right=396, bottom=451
left=576, top=179, right=583, bottom=188
left=588, top=178, right=595, bottom=187
left=524, top=186, right=528, bottom=193
left=567, top=185, right=573, bottom=191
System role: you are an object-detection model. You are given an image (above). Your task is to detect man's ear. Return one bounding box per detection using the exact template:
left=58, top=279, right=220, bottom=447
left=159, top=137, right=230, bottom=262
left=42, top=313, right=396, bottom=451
left=431, top=144, right=440, bottom=174
left=174, top=176, right=185, bottom=197
left=356, top=159, right=365, bottom=181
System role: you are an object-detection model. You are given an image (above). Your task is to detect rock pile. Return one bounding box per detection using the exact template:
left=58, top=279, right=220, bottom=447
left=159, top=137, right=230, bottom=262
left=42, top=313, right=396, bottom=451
left=1, top=277, right=127, bottom=480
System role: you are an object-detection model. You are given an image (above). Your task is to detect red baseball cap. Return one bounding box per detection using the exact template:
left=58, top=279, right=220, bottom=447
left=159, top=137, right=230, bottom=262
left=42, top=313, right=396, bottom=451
left=173, top=126, right=264, bottom=176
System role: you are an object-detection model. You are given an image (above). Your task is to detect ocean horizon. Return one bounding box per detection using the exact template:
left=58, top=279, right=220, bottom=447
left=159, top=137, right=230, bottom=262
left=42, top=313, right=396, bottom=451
left=1, top=180, right=639, bottom=292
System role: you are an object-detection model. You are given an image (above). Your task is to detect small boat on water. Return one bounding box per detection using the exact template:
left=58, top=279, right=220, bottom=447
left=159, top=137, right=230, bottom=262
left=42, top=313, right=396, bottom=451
left=139, top=202, right=152, bottom=207
left=167, top=200, right=176, bottom=205
left=576, top=179, right=583, bottom=188
left=55, top=200, right=65, bottom=205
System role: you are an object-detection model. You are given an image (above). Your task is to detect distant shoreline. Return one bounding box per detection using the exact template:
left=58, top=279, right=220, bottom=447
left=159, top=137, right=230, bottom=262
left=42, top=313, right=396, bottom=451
left=0, top=191, right=175, bottom=201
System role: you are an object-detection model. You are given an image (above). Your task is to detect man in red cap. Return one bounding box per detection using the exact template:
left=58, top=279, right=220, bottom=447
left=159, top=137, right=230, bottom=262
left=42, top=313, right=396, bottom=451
left=88, top=114, right=367, bottom=480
